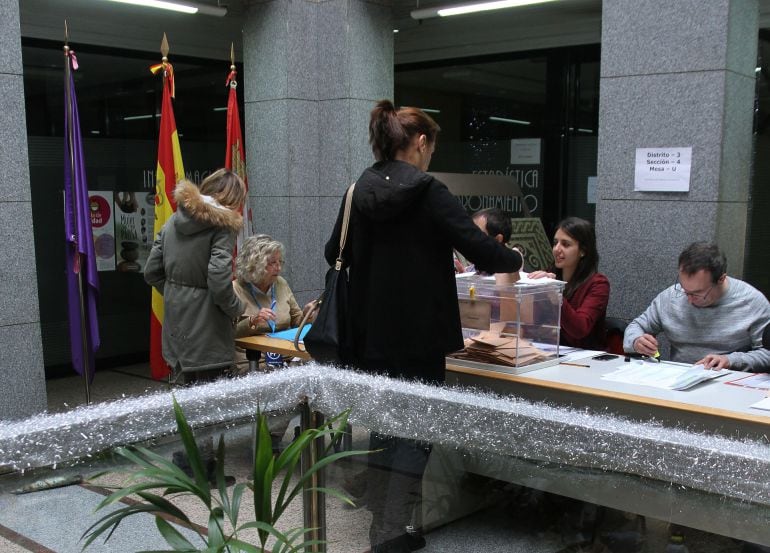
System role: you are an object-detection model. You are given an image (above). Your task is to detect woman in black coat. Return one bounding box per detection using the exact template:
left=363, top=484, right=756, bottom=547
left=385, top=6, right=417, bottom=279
left=324, top=100, right=522, bottom=553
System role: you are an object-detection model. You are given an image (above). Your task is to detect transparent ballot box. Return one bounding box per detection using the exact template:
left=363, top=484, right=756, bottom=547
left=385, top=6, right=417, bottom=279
left=448, top=275, right=564, bottom=374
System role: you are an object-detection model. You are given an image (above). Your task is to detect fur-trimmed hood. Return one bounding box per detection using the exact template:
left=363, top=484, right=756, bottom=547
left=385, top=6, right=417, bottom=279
left=172, top=180, right=243, bottom=235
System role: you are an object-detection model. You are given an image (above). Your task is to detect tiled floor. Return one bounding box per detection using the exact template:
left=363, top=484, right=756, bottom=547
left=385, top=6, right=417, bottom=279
left=45, top=363, right=169, bottom=413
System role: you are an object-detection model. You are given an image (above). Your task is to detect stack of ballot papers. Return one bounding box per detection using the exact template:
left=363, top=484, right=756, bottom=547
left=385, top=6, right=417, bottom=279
left=601, top=361, right=730, bottom=391
left=451, top=325, right=550, bottom=367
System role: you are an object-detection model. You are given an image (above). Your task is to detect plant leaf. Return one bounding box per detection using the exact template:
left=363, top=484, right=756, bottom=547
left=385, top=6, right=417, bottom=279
left=135, top=491, right=193, bottom=526
left=213, top=434, right=230, bottom=514
left=230, top=482, right=248, bottom=529
left=252, top=412, right=275, bottom=545
left=206, top=507, right=226, bottom=549
left=172, top=396, right=212, bottom=505
left=155, top=516, right=197, bottom=551
left=274, top=448, right=368, bottom=519
left=224, top=538, right=261, bottom=553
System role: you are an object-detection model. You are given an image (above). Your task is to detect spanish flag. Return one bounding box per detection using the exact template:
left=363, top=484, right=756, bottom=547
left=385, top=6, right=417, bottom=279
left=148, top=42, right=184, bottom=380
left=225, top=60, right=252, bottom=247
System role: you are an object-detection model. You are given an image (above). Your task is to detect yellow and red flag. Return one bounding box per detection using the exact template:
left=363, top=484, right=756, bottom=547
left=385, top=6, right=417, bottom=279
left=225, top=61, right=252, bottom=247
left=148, top=46, right=185, bottom=380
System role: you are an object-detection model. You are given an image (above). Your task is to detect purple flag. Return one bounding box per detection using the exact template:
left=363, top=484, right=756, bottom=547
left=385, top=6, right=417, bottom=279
left=64, top=51, right=100, bottom=381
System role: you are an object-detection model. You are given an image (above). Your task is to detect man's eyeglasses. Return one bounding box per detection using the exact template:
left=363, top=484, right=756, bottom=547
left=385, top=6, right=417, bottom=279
left=673, top=280, right=714, bottom=301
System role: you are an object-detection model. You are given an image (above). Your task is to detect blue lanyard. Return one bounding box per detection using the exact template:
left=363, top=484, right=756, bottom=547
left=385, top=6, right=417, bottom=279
left=247, top=282, right=277, bottom=333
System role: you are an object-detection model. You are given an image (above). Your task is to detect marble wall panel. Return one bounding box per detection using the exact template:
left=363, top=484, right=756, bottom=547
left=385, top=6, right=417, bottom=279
left=0, top=77, right=31, bottom=203
left=0, top=202, right=40, bottom=326
left=601, top=0, right=733, bottom=77
left=286, top=0, right=318, bottom=101
left=286, top=100, right=320, bottom=197
left=246, top=100, right=288, bottom=198
left=243, top=1, right=289, bottom=103
left=0, top=323, right=46, bottom=421
left=348, top=0, right=393, bottom=100
left=0, top=0, right=22, bottom=75
left=598, top=72, right=725, bottom=203
left=317, top=0, right=350, bottom=100
left=596, top=199, right=744, bottom=320
left=288, top=196, right=324, bottom=295
left=726, top=0, right=760, bottom=76
left=719, top=72, right=755, bottom=203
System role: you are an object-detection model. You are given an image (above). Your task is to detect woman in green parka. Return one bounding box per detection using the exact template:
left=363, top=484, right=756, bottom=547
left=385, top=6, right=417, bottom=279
left=145, top=168, right=247, bottom=379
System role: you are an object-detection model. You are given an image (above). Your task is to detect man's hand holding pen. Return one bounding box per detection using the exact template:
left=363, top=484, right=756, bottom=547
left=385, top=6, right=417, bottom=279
left=633, top=334, right=659, bottom=358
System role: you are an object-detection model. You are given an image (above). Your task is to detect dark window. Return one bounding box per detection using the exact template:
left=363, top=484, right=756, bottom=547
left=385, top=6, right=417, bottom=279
left=395, top=45, right=600, bottom=235
left=22, top=39, right=244, bottom=374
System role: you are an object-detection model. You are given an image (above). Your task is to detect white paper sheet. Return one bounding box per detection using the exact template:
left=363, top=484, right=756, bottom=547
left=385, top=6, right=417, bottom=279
left=749, top=397, right=770, bottom=412
left=601, top=361, right=730, bottom=391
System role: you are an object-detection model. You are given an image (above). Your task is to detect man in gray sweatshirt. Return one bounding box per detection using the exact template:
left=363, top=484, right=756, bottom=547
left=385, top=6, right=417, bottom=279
left=624, top=242, right=770, bottom=372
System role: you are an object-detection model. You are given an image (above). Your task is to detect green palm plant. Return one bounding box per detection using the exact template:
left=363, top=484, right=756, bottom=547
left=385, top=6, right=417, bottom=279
left=81, top=397, right=366, bottom=552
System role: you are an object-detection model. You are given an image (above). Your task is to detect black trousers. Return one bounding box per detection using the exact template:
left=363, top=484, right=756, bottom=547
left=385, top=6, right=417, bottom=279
left=356, top=354, right=445, bottom=553
left=367, top=433, right=431, bottom=552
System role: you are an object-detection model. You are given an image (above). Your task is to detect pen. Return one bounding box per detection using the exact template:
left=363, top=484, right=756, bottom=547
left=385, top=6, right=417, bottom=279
left=644, top=350, right=661, bottom=363
left=268, top=296, right=277, bottom=333
left=560, top=362, right=590, bottom=368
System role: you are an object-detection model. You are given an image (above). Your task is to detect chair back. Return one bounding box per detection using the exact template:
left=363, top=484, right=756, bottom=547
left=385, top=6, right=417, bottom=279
left=605, top=316, right=627, bottom=355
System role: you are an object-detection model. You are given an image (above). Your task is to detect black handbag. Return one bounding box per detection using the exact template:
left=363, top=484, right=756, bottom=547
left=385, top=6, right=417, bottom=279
left=295, top=183, right=355, bottom=364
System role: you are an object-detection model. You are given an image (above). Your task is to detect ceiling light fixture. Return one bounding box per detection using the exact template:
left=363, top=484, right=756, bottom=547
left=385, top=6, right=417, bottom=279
left=412, top=0, right=557, bottom=20
left=124, top=113, right=160, bottom=121
left=400, top=106, right=441, bottom=114
left=489, top=116, right=530, bottom=125
left=105, top=0, right=227, bottom=16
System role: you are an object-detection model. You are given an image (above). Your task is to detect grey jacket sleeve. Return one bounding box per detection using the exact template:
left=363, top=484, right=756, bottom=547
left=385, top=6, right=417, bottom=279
left=726, top=295, right=770, bottom=372
left=208, top=230, right=246, bottom=319
left=144, top=228, right=166, bottom=294
left=623, top=293, right=665, bottom=353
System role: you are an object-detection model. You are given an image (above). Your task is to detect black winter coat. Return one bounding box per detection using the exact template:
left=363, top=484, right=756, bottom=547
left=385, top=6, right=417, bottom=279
left=324, top=160, right=522, bottom=382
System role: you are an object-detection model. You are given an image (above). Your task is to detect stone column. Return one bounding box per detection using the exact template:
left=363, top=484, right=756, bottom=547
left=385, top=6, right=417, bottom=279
left=596, top=0, right=758, bottom=321
left=0, top=0, right=46, bottom=419
left=243, top=0, right=392, bottom=306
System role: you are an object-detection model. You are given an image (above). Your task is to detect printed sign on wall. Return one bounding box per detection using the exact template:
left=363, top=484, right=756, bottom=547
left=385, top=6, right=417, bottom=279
left=89, top=191, right=115, bottom=272
left=510, top=138, right=541, bottom=165
left=114, top=191, right=155, bottom=272
left=634, top=147, right=692, bottom=192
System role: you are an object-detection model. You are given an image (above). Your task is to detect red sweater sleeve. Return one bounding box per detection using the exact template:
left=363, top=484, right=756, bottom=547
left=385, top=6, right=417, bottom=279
left=561, top=273, right=610, bottom=340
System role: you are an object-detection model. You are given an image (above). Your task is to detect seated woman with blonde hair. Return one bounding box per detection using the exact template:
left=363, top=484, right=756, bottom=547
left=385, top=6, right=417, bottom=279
left=233, top=236, right=305, bottom=342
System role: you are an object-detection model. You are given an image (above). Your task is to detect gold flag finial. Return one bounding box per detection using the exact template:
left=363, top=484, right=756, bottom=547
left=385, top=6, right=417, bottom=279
left=160, top=33, right=169, bottom=60
left=230, top=42, right=235, bottom=69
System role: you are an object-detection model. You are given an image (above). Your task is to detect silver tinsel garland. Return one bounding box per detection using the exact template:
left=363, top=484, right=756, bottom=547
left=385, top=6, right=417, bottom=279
left=1, top=364, right=769, bottom=506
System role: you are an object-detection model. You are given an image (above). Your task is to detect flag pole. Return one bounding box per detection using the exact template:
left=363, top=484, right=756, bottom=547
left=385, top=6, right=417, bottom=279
left=64, top=22, right=92, bottom=405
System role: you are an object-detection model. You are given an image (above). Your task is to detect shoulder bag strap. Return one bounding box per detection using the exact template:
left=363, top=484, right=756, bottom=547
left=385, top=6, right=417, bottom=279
left=335, top=182, right=356, bottom=269
left=294, top=182, right=356, bottom=352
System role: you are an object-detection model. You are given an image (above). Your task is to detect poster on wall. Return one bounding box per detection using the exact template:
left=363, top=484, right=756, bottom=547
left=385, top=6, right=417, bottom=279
left=114, top=191, right=155, bottom=272
left=89, top=191, right=115, bottom=272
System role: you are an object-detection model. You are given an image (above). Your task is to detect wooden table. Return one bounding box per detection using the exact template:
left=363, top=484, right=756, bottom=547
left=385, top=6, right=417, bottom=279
left=235, top=335, right=311, bottom=370
left=442, top=353, right=770, bottom=545
left=447, top=354, right=770, bottom=439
